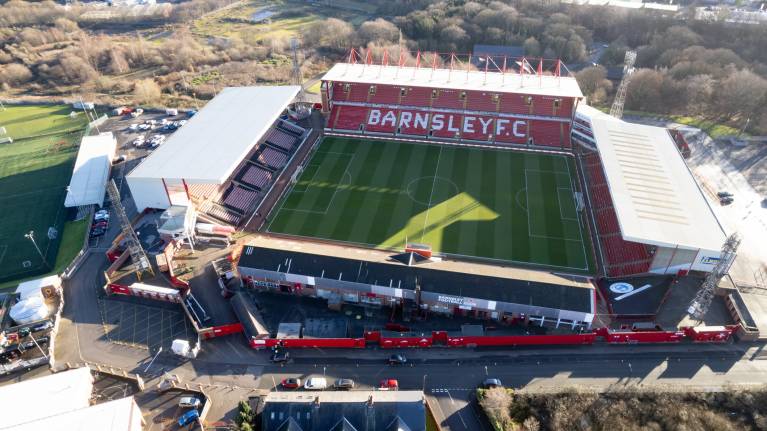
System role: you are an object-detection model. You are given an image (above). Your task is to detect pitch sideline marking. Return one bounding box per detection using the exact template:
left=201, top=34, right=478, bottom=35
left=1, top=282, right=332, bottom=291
left=565, top=159, right=590, bottom=271
left=557, top=187, right=579, bottom=221
left=420, top=146, right=444, bottom=242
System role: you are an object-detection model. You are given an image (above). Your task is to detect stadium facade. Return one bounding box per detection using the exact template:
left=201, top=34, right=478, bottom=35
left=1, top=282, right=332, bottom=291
left=125, top=50, right=728, bottom=325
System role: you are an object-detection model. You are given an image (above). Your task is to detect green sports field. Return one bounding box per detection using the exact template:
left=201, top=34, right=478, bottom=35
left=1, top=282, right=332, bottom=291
left=0, top=105, right=88, bottom=283
left=267, top=137, right=595, bottom=273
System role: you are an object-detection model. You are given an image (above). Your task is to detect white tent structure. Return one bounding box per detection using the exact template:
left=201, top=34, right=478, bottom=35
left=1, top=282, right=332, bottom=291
left=9, top=295, right=50, bottom=324
left=126, top=86, right=301, bottom=212
left=15, top=274, right=61, bottom=300
left=0, top=367, right=143, bottom=431
left=65, top=132, right=117, bottom=207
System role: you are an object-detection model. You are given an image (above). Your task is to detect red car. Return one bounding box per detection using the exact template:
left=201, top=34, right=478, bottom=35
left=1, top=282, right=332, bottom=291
left=281, top=378, right=301, bottom=389
left=379, top=379, right=399, bottom=391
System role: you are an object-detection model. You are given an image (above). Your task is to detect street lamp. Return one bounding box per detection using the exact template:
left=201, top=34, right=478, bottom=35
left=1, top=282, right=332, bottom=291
left=24, top=230, right=50, bottom=270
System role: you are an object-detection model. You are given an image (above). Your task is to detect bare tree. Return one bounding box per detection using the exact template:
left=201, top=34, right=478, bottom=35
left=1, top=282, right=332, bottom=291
left=303, top=18, right=353, bottom=51
left=133, top=78, right=162, bottom=104
left=0, top=63, right=32, bottom=86
left=479, top=388, right=513, bottom=430
left=358, top=19, right=399, bottom=45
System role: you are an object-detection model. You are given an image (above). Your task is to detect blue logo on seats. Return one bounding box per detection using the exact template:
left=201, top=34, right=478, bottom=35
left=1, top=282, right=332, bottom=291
left=609, top=282, right=634, bottom=294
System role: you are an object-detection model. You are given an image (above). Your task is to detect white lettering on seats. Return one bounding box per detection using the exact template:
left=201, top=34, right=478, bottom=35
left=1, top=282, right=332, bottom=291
left=414, top=112, right=429, bottom=130
left=496, top=118, right=510, bottom=135
left=463, top=116, right=476, bottom=134
left=479, top=117, right=493, bottom=134
left=381, top=110, right=397, bottom=127
left=368, top=109, right=381, bottom=125
left=399, top=111, right=413, bottom=128
left=431, top=114, right=444, bottom=130
left=513, top=120, right=526, bottom=138
left=447, top=115, right=460, bottom=132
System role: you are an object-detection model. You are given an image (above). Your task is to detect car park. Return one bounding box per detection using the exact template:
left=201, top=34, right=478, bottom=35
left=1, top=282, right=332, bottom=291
left=387, top=354, right=407, bottom=365
left=303, top=378, right=328, bottom=390
left=177, top=409, right=199, bottom=427
left=379, top=379, right=399, bottom=391
left=334, top=378, right=355, bottom=390
left=482, top=378, right=503, bottom=389
left=178, top=396, right=201, bottom=409
left=127, top=124, right=140, bottom=132
left=281, top=378, right=301, bottom=389
left=132, top=136, right=146, bottom=147
left=138, top=123, right=152, bottom=131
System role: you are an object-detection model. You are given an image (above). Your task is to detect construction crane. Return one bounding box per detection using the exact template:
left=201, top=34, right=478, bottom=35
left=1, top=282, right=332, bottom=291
left=106, top=180, right=154, bottom=280
left=687, top=233, right=740, bottom=320
left=609, top=50, right=637, bottom=119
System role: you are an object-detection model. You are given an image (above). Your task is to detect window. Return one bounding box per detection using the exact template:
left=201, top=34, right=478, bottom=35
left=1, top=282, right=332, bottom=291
left=431, top=89, right=438, bottom=99
left=400, top=87, right=407, bottom=96
left=460, top=91, right=466, bottom=100
left=492, top=94, right=499, bottom=103
left=525, top=96, right=533, bottom=106
left=343, top=83, right=351, bottom=92
left=553, top=99, right=561, bottom=109
left=369, top=85, right=377, bottom=95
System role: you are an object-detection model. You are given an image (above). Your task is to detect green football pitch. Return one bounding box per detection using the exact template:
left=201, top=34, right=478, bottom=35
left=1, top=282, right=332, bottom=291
left=0, top=105, right=88, bottom=283
left=267, top=137, right=595, bottom=273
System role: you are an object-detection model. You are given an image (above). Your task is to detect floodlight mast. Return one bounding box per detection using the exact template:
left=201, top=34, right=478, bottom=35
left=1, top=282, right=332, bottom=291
left=687, top=233, right=740, bottom=320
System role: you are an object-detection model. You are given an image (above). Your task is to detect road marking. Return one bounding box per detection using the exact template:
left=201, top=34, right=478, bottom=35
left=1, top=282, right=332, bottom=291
left=447, top=389, right=455, bottom=405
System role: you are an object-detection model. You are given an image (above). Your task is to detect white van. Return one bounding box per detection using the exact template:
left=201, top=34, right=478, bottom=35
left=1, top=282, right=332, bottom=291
left=303, top=377, right=328, bottom=390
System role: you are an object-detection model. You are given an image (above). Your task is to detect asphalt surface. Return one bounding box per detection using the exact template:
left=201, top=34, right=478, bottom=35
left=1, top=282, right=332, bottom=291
left=44, top=112, right=767, bottom=430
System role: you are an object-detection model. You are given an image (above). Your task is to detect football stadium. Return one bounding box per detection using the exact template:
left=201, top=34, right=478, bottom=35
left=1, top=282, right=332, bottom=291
left=126, top=49, right=728, bottom=329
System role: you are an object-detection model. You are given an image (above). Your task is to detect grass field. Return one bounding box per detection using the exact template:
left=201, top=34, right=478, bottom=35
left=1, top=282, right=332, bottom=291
left=0, top=105, right=88, bottom=283
left=267, top=137, right=595, bottom=273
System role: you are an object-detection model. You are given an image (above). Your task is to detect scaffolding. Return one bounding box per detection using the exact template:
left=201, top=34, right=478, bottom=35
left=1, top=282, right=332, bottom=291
left=106, top=180, right=154, bottom=280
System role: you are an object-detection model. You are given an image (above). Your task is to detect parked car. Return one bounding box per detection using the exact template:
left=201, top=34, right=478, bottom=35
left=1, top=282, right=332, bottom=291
left=164, top=123, right=177, bottom=131
left=271, top=351, right=289, bottom=363
left=334, top=378, right=355, bottom=390
left=482, top=378, right=503, bottom=389
left=129, top=108, right=144, bottom=118
left=177, top=409, right=200, bottom=427
left=94, top=210, right=109, bottom=221
left=21, top=336, right=50, bottom=350
left=177, top=120, right=187, bottom=127
left=303, top=378, right=328, bottom=390
left=281, top=378, right=301, bottom=389
left=717, top=191, right=733, bottom=198
left=127, top=123, right=140, bottom=132
left=91, top=221, right=109, bottom=229
left=720, top=196, right=734, bottom=206
left=166, top=108, right=179, bottom=116
left=30, top=321, right=53, bottom=332
left=138, top=123, right=152, bottom=131
left=178, top=396, right=201, bottom=409
left=90, top=227, right=106, bottom=238
left=379, top=379, right=399, bottom=391
left=387, top=354, right=407, bottom=365
left=132, top=136, right=146, bottom=147
left=187, top=110, right=197, bottom=117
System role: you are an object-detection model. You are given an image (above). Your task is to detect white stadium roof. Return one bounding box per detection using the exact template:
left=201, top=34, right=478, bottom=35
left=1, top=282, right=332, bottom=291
left=322, top=62, right=584, bottom=99
left=128, top=86, right=301, bottom=183
left=65, top=132, right=116, bottom=207
left=590, top=116, right=726, bottom=252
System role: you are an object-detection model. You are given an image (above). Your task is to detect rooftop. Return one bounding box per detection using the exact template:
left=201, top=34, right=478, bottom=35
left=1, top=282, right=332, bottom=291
left=128, top=86, right=300, bottom=183
left=238, top=236, right=593, bottom=314
left=64, top=132, right=116, bottom=207
left=590, top=117, right=727, bottom=251
left=322, top=62, right=583, bottom=99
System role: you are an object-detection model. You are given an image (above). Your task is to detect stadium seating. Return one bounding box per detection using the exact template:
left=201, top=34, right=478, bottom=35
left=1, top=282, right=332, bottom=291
left=530, top=121, right=563, bottom=147
left=333, top=106, right=369, bottom=131
left=331, top=82, right=349, bottom=101
left=239, top=165, right=272, bottom=190
left=499, top=93, right=531, bottom=114
left=278, top=120, right=305, bottom=137
left=347, top=83, right=371, bottom=103
left=265, top=129, right=299, bottom=152
left=370, top=85, right=401, bottom=105
left=366, top=109, right=399, bottom=134
left=590, top=184, right=613, bottom=210
left=460, top=115, right=495, bottom=141
left=258, top=148, right=289, bottom=169
left=465, top=91, right=499, bottom=112
left=200, top=201, right=242, bottom=225
left=399, top=87, right=433, bottom=108
left=595, top=207, right=620, bottom=234
left=431, top=89, right=465, bottom=109
left=429, top=112, right=462, bottom=139
left=223, top=185, right=259, bottom=213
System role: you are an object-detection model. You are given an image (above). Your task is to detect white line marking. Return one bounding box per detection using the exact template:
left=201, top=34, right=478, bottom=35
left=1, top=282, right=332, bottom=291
left=420, top=145, right=444, bottom=242
left=565, top=159, right=590, bottom=271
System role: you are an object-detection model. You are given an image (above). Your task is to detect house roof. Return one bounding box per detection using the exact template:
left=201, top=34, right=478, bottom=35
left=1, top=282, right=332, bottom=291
left=262, top=391, right=425, bottom=431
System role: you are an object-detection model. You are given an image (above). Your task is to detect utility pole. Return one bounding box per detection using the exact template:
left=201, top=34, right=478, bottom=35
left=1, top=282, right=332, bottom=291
left=25, top=230, right=50, bottom=270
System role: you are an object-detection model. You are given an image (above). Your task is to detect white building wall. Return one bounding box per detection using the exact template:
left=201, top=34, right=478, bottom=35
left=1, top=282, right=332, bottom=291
left=126, top=176, right=170, bottom=212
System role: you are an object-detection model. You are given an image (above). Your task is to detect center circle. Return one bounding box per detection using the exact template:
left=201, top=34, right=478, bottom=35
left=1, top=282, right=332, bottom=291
left=406, top=176, right=460, bottom=206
